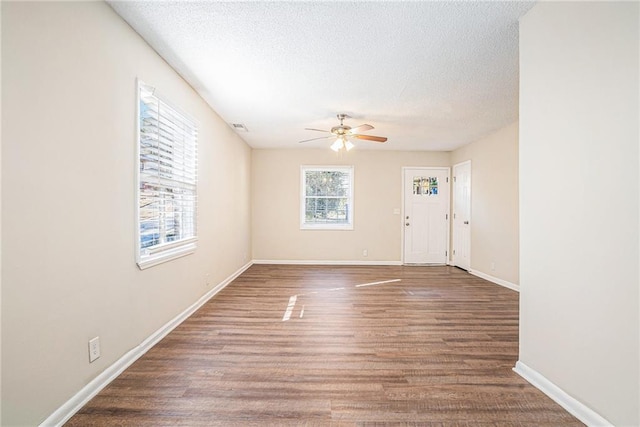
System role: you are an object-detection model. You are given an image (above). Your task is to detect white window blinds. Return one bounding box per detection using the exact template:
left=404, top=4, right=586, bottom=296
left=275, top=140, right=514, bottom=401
left=137, top=82, right=198, bottom=269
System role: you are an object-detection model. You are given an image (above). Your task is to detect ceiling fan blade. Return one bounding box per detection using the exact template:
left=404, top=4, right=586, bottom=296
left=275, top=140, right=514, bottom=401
left=349, top=124, right=374, bottom=134
left=352, top=134, right=387, bottom=143
left=299, top=136, right=333, bottom=143
left=304, top=128, right=330, bottom=133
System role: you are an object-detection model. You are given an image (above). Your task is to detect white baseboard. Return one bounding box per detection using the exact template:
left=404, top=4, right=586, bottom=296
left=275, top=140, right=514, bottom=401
left=252, top=259, right=403, bottom=266
left=513, top=361, right=612, bottom=427
left=40, top=261, right=254, bottom=427
left=469, top=269, right=519, bottom=292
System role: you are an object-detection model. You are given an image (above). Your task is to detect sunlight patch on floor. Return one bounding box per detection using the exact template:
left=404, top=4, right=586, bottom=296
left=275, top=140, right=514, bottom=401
left=282, top=278, right=402, bottom=321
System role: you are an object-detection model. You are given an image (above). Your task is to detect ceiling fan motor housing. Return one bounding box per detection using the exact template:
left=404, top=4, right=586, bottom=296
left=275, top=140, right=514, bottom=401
left=331, top=125, right=351, bottom=136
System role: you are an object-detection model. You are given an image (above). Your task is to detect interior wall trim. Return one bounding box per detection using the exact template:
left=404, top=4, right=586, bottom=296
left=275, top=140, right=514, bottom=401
left=252, top=259, right=403, bottom=266
left=39, top=261, right=254, bottom=427
left=513, top=361, right=612, bottom=427
left=469, top=269, right=519, bottom=292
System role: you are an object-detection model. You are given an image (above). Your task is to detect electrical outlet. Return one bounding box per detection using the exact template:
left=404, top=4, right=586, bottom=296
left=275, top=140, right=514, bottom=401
left=205, top=273, right=211, bottom=287
left=88, top=336, right=100, bottom=363
left=363, top=249, right=368, bottom=257
left=490, top=262, right=496, bottom=271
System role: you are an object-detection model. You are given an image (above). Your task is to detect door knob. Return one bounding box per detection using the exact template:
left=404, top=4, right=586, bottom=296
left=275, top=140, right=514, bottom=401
left=405, top=222, right=410, bottom=226
left=464, top=221, right=469, bottom=225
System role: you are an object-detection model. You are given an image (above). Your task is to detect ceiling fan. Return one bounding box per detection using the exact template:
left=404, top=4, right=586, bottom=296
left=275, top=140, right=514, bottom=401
left=299, top=113, right=387, bottom=151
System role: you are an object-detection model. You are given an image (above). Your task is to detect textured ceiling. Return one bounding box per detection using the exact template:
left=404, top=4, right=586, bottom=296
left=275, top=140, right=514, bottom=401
left=108, top=1, right=534, bottom=151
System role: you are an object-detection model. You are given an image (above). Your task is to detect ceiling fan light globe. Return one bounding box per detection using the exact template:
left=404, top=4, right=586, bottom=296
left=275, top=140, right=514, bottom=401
left=345, top=140, right=354, bottom=151
left=330, top=139, right=343, bottom=151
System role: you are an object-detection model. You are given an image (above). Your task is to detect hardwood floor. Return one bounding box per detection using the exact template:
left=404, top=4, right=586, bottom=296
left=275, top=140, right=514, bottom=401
left=66, top=265, right=583, bottom=426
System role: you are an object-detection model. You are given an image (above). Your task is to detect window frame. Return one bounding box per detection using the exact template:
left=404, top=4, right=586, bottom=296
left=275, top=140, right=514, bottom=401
left=136, top=80, right=198, bottom=269
left=300, top=165, right=354, bottom=230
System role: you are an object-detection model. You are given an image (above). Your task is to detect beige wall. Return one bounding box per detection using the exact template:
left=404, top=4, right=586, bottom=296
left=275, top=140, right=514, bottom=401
left=451, top=122, right=519, bottom=286
left=1, top=2, right=251, bottom=425
left=252, top=149, right=450, bottom=262
left=519, top=2, right=638, bottom=425
left=0, top=3, right=3, bottom=421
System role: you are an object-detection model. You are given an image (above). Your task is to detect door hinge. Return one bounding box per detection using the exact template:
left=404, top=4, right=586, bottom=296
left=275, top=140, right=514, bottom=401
left=446, top=177, right=449, bottom=183
left=453, top=249, right=456, bottom=255
left=454, top=176, right=456, bottom=182
left=445, top=250, right=448, bottom=257
left=446, top=213, right=448, bottom=220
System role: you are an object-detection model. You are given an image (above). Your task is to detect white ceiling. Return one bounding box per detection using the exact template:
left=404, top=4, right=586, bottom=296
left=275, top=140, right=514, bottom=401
left=108, top=1, right=534, bottom=151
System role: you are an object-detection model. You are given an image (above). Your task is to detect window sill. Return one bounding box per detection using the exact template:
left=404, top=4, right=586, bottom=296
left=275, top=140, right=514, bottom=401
left=301, top=223, right=354, bottom=231
left=137, top=240, right=197, bottom=270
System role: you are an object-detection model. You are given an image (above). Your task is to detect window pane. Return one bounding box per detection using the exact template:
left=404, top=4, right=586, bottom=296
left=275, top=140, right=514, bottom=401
left=413, top=176, right=438, bottom=196
left=305, top=170, right=350, bottom=197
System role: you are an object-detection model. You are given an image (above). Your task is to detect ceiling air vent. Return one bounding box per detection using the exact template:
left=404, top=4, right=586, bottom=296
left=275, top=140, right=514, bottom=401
left=231, top=123, right=249, bottom=132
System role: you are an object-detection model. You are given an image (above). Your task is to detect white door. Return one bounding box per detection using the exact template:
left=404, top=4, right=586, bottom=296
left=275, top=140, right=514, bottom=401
left=403, top=168, right=450, bottom=264
left=453, top=161, right=471, bottom=270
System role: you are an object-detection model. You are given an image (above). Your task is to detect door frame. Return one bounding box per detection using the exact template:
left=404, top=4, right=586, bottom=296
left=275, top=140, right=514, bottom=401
left=401, top=166, right=451, bottom=265
left=452, top=160, right=471, bottom=270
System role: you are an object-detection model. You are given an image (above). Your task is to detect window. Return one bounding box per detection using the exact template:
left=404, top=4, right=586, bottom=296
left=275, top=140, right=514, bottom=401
left=413, top=176, right=439, bottom=195
left=136, top=81, right=198, bottom=269
left=301, top=166, right=354, bottom=230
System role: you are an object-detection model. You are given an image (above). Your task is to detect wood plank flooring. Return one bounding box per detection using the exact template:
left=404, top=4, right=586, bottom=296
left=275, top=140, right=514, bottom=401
left=66, top=265, right=583, bottom=426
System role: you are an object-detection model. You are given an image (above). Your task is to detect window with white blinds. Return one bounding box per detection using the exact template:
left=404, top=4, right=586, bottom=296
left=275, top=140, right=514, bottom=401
left=300, top=166, right=354, bottom=230
left=137, top=81, right=198, bottom=269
